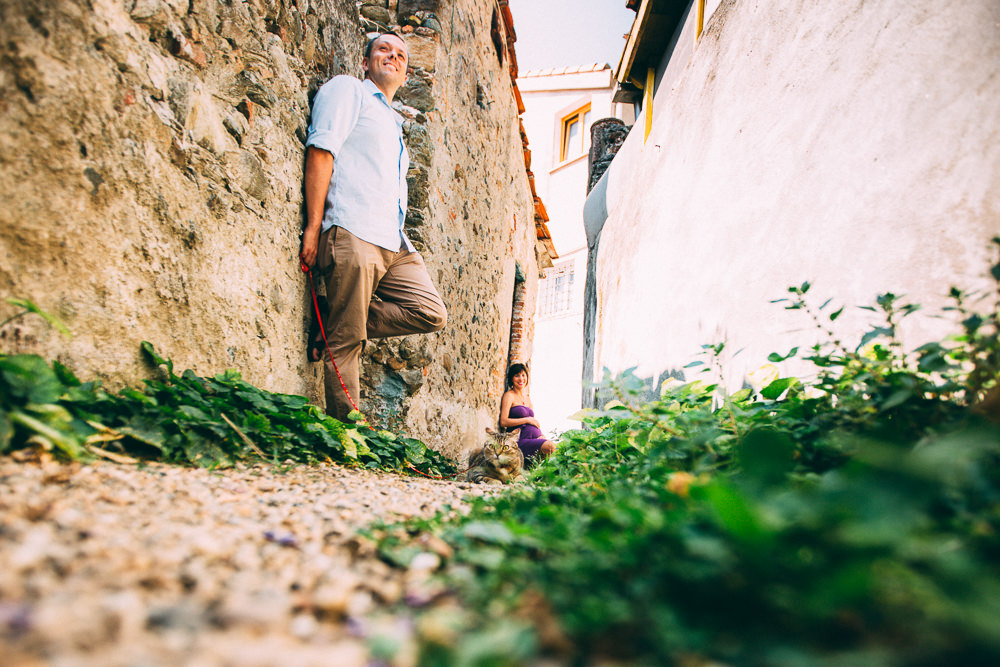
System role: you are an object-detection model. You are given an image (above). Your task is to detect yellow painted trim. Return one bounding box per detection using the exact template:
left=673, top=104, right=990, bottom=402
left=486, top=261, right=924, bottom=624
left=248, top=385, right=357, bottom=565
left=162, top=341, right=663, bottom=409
left=643, top=67, right=654, bottom=142
left=559, top=102, right=592, bottom=162
left=696, top=0, right=706, bottom=43
left=615, top=0, right=651, bottom=86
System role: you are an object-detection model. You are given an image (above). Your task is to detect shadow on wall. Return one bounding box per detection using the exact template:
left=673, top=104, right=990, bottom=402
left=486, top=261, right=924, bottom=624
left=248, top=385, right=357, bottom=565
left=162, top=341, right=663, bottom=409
left=590, top=366, right=690, bottom=409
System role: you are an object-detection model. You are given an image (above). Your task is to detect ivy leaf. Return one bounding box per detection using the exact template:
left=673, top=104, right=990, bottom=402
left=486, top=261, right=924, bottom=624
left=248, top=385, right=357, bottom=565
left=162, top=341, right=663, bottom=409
left=461, top=521, right=515, bottom=545
left=0, top=355, right=64, bottom=404
left=116, top=424, right=167, bottom=452
left=767, top=347, right=799, bottom=363
left=53, top=361, right=82, bottom=387
left=236, top=390, right=277, bottom=412
left=880, top=389, right=912, bottom=411
left=761, top=377, right=798, bottom=400
left=141, top=341, right=175, bottom=378
left=4, top=297, right=72, bottom=337
left=915, top=343, right=951, bottom=372
left=858, top=327, right=893, bottom=350
left=177, top=405, right=210, bottom=421
left=8, top=407, right=85, bottom=458
left=344, top=429, right=367, bottom=459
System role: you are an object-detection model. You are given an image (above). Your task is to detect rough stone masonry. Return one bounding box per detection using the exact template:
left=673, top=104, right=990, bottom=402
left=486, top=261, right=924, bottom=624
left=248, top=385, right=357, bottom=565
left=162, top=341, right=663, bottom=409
left=0, top=0, right=546, bottom=459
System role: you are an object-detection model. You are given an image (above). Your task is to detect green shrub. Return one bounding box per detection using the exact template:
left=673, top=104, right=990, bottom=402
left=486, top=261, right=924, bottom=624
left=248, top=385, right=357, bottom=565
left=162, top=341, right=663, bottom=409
left=0, top=340, right=454, bottom=476
left=373, top=241, right=1000, bottom=666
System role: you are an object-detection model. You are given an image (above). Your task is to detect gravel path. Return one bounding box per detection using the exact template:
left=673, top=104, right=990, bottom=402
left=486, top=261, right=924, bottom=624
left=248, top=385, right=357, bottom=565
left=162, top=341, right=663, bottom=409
left=0, top=454, right=497, bottom=666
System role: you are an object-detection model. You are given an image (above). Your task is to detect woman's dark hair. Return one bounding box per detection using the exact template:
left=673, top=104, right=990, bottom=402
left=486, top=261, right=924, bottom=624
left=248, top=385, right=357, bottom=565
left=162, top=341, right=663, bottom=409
left=364, top=31, right=405, bottom=59
left=506, top=363, right=529, bottom=389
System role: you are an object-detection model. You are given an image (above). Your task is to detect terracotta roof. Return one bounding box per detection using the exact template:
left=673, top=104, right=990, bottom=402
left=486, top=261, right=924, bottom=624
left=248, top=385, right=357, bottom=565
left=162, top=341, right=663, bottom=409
left=519, top=63, right=610, bottom=78
left=502, top=0, right=557, bottom=262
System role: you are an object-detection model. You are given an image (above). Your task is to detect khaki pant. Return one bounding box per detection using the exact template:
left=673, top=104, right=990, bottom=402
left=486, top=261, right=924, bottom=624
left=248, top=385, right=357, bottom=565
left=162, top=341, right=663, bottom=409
left=316, top=226, right=447, bottom=420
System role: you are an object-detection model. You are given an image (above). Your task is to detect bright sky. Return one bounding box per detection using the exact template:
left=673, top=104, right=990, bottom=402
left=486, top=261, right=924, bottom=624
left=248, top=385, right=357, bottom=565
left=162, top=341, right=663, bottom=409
left=507, top=0, right=636, bottom=72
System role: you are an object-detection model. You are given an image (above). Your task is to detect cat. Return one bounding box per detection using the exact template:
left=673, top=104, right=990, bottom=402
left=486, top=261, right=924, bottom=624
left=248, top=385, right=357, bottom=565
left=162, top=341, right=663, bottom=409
left=464, top=427, right=524, bottom=484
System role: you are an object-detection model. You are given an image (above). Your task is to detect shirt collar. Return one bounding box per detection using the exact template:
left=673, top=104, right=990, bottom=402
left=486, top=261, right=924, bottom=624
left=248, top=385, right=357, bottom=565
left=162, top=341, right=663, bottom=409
left=363, top=78, right=404, bottom=130
left=363, top=78, right=390, bottom=105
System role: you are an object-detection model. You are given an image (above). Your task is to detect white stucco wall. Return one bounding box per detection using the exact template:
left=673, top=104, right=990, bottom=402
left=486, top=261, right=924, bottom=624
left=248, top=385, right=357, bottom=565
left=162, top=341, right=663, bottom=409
left=519, top=67, right=623, bottom=431
left=594, top=0, right=1000, bottom=390
left=519, top=67, right=624, bottom=255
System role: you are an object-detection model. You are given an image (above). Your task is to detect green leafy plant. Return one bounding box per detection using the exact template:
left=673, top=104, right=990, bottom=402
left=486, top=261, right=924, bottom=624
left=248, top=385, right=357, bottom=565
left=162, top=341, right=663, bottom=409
left=368, top=245, right=1000, bottom=666
left=1, top=341, right=455, bottom=476
left=0, top=354, right=89, bottom=458
left=0, top=297, right=81, bottom=457
left=1, top=297, right=72, bottom=337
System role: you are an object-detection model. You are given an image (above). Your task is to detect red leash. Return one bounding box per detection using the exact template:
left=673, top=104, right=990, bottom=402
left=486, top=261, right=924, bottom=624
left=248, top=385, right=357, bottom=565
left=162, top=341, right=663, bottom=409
left=405, top=461, right=475, bottom=480
left=302, top=260, right=468, bottom=480
left=301, top=260, right=361, bottom=416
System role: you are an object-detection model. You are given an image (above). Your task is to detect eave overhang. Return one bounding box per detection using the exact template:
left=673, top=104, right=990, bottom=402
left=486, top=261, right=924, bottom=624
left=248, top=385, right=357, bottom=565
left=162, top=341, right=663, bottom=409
left=615, top=0, right=687, bottom=89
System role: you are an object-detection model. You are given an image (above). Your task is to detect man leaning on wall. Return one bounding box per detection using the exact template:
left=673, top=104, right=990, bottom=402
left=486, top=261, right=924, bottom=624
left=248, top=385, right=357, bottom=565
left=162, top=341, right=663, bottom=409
left=299, top=32, right=447, bottom=421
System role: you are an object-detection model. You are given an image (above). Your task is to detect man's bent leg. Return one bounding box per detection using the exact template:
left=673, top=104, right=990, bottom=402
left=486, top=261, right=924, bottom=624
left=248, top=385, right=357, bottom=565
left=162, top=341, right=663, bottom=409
left=319, top=228, right=385, bottom=419
left=367, top=249, right=447, bottom=339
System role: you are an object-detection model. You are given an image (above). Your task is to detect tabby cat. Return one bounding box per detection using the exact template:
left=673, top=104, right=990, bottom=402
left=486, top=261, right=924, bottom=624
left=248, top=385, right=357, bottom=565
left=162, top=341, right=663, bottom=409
left=464, top=428, right=524, bottom=484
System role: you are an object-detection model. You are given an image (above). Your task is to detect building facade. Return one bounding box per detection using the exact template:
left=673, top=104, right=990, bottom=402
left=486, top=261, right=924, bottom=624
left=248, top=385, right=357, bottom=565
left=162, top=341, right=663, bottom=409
left=584, top=0, right=1000, bottom=398
left=518, top=64, right=634, bottom=432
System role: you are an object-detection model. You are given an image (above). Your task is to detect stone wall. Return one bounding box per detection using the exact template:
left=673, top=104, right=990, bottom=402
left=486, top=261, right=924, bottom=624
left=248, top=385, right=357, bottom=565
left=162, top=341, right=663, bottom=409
left=362, top=0, right=543, bottom=456
left=0, top=0, right=543, bottom=459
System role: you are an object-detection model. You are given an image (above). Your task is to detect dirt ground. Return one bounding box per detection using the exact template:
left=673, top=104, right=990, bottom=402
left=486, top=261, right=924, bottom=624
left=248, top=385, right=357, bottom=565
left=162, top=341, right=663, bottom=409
left=0, top=455, right=494, bottom=666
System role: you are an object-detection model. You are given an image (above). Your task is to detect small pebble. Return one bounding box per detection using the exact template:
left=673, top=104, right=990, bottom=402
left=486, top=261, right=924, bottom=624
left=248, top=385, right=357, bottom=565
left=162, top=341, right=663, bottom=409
left=0, top=459, right=501, bottom=664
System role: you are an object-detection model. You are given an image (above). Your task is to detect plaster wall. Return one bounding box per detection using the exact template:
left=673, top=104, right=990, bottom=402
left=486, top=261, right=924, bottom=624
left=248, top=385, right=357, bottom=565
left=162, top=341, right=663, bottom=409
left=519, top=67, right=621, bottom=431
left=529, top=247, right=587, bottom=434
left=594, top=0, right=1000, bottom=391
left=520, top=68, right=620, bottom=255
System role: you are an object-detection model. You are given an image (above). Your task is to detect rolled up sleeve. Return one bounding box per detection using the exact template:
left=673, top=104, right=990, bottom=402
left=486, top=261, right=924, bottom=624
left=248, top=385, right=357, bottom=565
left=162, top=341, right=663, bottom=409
left=306, top=76, right=363, bottom=156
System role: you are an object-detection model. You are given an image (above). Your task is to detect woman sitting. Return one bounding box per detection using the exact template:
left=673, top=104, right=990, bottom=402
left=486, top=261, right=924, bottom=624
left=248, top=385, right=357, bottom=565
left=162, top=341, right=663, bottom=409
left=499, top=363, right=556, bottom=463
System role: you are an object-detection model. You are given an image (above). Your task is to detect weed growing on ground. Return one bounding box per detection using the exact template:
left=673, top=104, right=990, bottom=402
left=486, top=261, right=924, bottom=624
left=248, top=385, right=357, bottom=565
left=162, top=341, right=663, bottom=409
left=371, top=240, right=1000, bottom=666
left=0, top=329, right=454, bottom=476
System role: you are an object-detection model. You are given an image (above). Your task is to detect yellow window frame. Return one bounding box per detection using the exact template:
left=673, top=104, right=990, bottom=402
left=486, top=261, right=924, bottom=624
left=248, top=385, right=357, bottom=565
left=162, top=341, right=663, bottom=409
left=559, top=103, right=592, bottom=162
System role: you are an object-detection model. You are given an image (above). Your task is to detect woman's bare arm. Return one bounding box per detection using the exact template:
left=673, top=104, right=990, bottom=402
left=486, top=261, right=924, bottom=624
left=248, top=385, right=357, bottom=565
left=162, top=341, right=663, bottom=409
left=499, top=391, right=540, bottom=429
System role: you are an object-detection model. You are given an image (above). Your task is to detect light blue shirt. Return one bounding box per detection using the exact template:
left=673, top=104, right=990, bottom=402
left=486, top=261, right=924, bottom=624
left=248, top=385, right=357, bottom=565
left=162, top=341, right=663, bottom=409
left=306, top=76, right=412, bottom=252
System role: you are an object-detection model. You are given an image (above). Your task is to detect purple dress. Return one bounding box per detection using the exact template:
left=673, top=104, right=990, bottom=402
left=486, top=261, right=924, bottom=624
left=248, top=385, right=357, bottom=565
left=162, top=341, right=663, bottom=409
left=508, top=404, right=547, bottom=460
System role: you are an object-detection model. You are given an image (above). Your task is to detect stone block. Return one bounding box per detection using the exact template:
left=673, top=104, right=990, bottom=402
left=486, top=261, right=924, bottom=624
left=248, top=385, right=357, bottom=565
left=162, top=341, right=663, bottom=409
left=398, top=0, right=440, bottom=16
left=186, top=85, right=234, bottom=154
left=404, top=207, right=426, bottom=229
left=406, top=165, right=429, bottom=209
left=404, top=122, right=433, bottom=166
left=360, top=5, right=393, bottom=26
left=223, top=111, right=250, bottom=144
left=395, top=70, right=434, bottom=111
left=420, top=14, right=442, bottom=32
left=222, top=150, right=269, bottom=201
left=403, top=33, right=438, bottom=72
left=238, top=70, right=279, bottom=108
